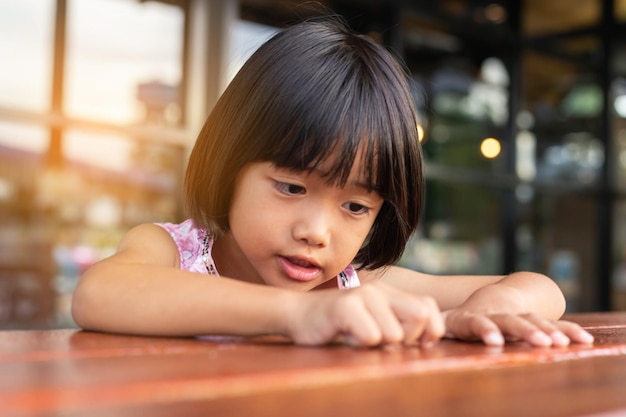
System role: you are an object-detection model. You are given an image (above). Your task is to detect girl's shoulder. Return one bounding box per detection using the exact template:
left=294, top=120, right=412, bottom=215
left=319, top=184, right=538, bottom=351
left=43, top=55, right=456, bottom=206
left=154, top=219, right=208, bottom=274
left=156, top=219, right=205, bottom=240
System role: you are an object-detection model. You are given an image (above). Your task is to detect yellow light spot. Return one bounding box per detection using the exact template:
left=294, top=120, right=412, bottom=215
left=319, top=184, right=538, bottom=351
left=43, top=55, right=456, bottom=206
left=417, top=124, right=424, bottom=142
left=417, top=124, right=425, bottom=142
left=481, top=137, right=501, bottom=158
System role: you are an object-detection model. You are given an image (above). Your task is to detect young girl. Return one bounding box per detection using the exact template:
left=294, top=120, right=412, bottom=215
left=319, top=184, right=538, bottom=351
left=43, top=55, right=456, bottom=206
left=72, top=19, right=593, bottom=348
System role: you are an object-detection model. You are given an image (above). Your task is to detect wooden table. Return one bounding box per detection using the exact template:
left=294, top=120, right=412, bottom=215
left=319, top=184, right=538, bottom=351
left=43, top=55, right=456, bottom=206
left=2, top=312, right=626, bottom=417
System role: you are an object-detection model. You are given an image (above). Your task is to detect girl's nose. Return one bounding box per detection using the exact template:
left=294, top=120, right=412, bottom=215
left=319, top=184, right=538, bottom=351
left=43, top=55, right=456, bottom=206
left=292, top=206, right=331, bottom=247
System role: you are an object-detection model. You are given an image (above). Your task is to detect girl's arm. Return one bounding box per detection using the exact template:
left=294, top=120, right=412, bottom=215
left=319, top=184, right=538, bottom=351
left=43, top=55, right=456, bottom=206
left=72, top=224, right=445, bottom=346
left=72, top=224, right=297, bottom=337
left=360, top=266, right=594, bottom=346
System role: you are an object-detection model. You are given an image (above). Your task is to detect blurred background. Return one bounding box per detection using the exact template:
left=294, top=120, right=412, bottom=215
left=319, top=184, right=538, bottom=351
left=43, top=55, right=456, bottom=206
left=1, top=0, right=626, bottom=329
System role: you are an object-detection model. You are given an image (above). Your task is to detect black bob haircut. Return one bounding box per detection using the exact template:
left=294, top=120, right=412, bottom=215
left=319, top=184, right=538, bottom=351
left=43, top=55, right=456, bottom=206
left=184, top=18, right=424, bottom=270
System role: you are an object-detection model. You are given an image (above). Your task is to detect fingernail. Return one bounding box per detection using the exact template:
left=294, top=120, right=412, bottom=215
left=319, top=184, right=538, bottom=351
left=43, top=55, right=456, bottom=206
left=484, top=332, right=504, bottom=346
left=530, top=331, right=552, bottom=346
left=551, top=331, right=570, bottom=346
left=578, top=330, right=594, bottom=344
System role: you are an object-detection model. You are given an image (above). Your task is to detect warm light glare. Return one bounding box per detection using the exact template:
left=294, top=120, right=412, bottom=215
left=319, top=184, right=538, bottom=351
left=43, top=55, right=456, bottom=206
left=480, top=137, right=501, bottom=158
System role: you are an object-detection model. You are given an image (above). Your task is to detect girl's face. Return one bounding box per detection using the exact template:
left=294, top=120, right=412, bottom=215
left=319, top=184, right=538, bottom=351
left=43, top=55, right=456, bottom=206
left=214, top=159, right=383, bottom=290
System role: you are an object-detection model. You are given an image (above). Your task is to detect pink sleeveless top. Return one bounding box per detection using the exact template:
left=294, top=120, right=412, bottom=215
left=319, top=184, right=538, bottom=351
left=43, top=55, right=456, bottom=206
left=155, top=219, right=360, bottom=289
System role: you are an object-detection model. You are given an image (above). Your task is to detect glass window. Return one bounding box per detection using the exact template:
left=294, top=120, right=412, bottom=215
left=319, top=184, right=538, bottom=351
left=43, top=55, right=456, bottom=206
left=0, top=0, right=55, bottom=112
left=0, top=0, right=187, bottom=329
left=64, top=130, right=134, bottom=172
left=613, top=200, right=626, bottom=310
left=522, top=49, right=604, bottom=188
left=516, top=191, right=597, bottom=312
left=0, top=121, right=48, bottom=220
left=63, top=129, right=180, bottom=199
left=613, top=61, right=626, bottom=191
left=400, top=180, right=503, bottom=276
left=419, top=56, right=510, bottom=173
left=523, top=0, right=600, bottom=37
left=615, top=0, right=626, bottom=21
left=614, top=97, right=626, bottom=190
left=59, top=129, right=181, bottom=225
left=0, top=121, right=49, bottom=155
left=65, top=0, right=184, bottom=125
left=0, top=121, right=50, bottom=329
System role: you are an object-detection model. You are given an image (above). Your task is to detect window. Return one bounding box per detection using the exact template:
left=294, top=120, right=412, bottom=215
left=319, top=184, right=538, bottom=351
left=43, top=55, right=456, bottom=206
left=0, top=0, right=188, bottom=329
left=65, top=0, right=184, bottom=125
left=0, top=0, right=55, bottom=112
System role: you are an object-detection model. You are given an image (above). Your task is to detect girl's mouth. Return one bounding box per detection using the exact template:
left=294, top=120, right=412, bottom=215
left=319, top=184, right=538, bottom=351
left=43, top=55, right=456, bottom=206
left=277, top=256, right=321, bottom=282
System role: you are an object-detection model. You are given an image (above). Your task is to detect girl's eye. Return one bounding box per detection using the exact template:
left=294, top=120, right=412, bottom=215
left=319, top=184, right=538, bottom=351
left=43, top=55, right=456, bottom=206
left=275, top=181, right=305, bottom=195
left=343, top=202, right=369, bottom=215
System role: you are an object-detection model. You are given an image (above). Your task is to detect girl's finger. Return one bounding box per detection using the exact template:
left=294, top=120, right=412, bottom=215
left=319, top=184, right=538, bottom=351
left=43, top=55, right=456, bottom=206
left=410, top=298, right=445, bottom=346
left=447, top=312, right=505, bottom=346
left=363, top=295, right=406, bottom=345
left=488, top=314, right=553, bottom=347
left=516, top=314, right=571, bottom=347
left=554, top=320, right=595, bottom=344
left=363, top=284, right=443, bottom=346
left=341, top=301, right=384, bottom=347
left=470, top=314, right=505, bottom=346
left=509, top=315, right=594, bottom=346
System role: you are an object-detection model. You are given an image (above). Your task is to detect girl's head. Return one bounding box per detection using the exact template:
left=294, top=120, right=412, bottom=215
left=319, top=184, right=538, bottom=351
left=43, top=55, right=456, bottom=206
left=185, top=18, right=423, bottom=270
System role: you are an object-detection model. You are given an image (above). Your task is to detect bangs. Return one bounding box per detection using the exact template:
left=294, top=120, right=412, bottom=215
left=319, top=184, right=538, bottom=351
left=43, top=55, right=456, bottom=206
left=269, top=113, right=386, bottom=194
left=253, top=55, right=403, bottom=199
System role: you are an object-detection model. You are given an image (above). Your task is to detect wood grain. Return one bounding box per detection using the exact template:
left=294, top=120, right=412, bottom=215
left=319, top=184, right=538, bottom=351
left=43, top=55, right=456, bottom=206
left=1, top=312, right=625, bottom=417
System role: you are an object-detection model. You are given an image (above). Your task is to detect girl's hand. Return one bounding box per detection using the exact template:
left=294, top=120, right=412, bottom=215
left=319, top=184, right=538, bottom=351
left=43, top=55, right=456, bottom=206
left=443, top=310, right=595, bottom=347
left=286, top=281, right=446, bottom=347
